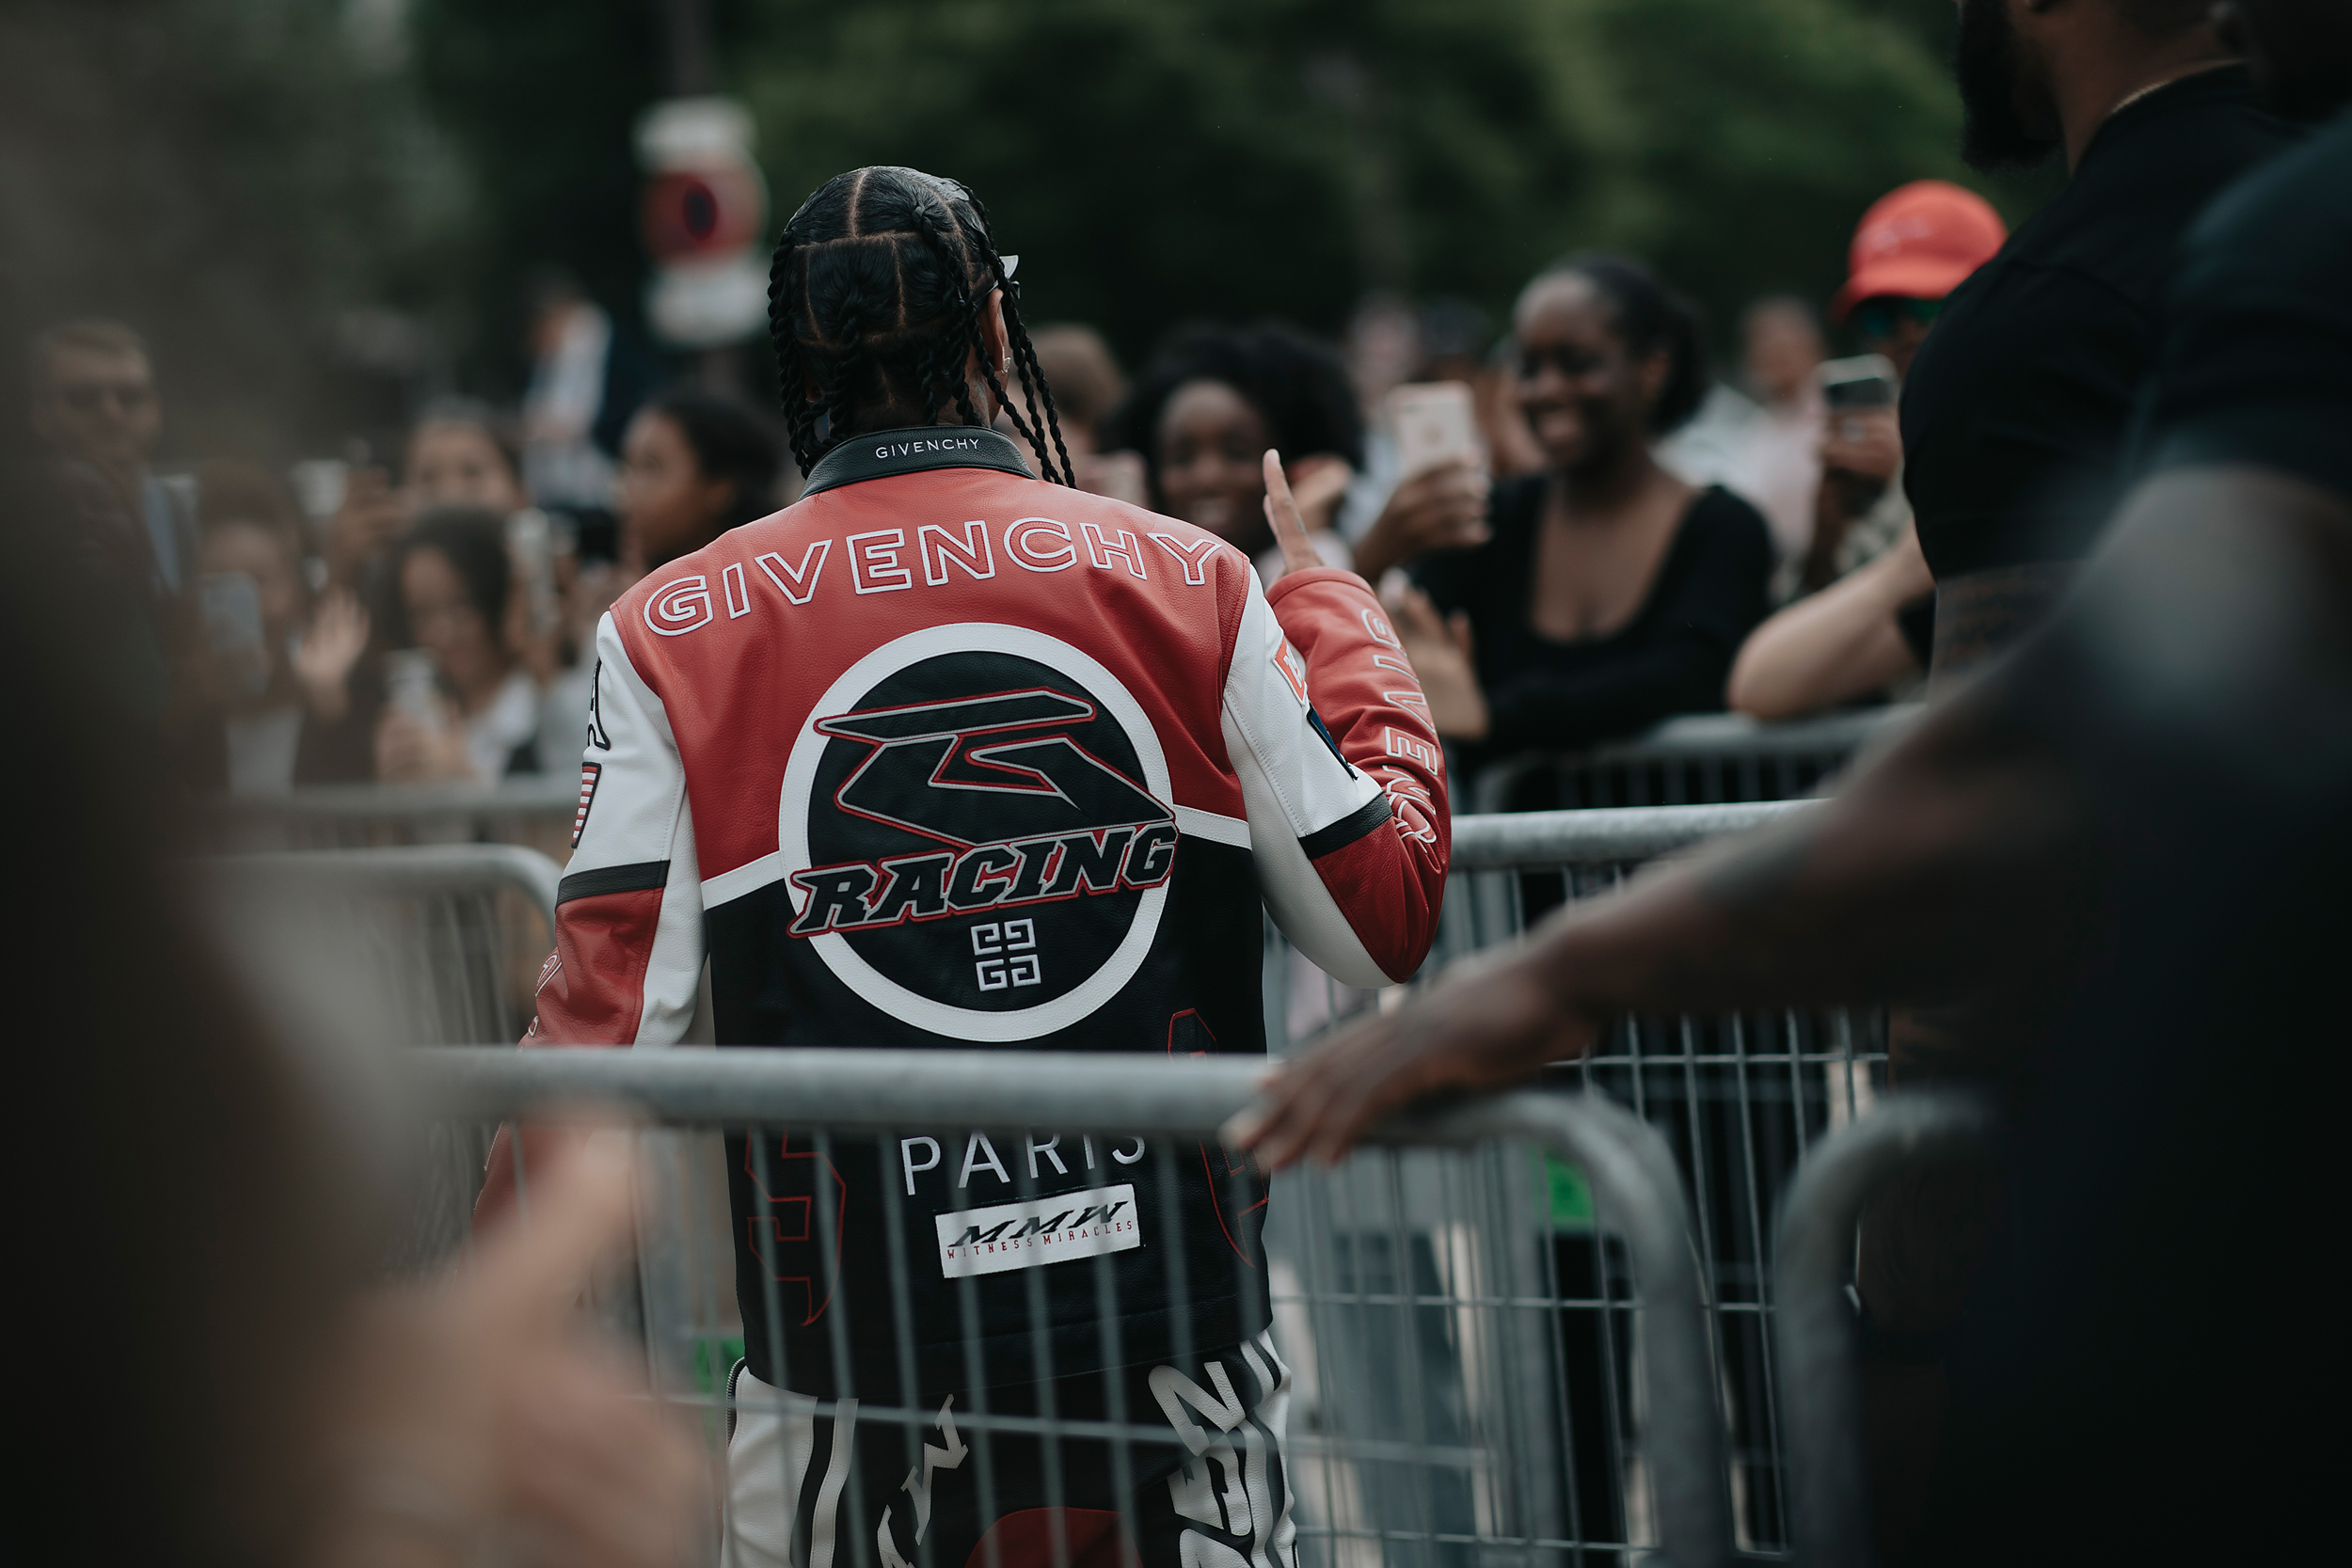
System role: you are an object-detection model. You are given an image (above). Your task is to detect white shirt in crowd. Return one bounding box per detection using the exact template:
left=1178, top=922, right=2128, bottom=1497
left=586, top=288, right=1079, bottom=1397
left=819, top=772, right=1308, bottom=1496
left=463, top=670, right=544, bottom=783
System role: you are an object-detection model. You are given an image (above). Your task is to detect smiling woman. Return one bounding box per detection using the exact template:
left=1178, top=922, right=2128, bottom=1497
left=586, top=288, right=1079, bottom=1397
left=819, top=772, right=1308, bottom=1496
left=1401, top=253, right=1773, bottom=768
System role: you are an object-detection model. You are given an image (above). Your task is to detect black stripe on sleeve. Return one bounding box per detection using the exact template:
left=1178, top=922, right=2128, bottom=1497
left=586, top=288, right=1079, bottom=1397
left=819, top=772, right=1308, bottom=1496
left=558, top=860, right=672, bottom=904
left=1298, top=796, right=1391, bottom=860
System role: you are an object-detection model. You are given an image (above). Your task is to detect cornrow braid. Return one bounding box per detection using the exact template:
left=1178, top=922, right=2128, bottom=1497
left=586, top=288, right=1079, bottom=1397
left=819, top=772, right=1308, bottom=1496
left=962, top=188, right=1075, bottom=487
left=764, top=166, right=1075, bottom=484
left=765, top=234, right=824, bottom=473
left=901, top=191, right=999, bottom=441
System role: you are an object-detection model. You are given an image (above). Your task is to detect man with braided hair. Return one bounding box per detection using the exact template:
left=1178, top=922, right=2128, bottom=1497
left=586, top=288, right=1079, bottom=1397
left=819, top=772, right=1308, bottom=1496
left=480, top=166, right=1452, bottom=1568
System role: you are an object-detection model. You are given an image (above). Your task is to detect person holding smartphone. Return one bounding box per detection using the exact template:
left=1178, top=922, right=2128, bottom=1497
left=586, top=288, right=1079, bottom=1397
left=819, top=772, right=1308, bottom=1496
left=1726, top=182, right=2008, bottom=722
left=1390, top=253, right=1774, bottom=771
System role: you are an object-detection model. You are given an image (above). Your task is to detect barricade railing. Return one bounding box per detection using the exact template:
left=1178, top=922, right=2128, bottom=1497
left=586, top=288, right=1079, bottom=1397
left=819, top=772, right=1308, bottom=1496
left=227, top=805, right=1880, bottom=1560
left=197, top=845, right=564, bottom=1274
left=1470, top=707, right=1917, bottom=814
left=403, top=1048, right=1736, bottom=1568
left=1771, top=1094, right=1999, bottom=1568
left=1270, top=800, right=1882, bottom=1559
left=196, top=773, right=580, bottom=858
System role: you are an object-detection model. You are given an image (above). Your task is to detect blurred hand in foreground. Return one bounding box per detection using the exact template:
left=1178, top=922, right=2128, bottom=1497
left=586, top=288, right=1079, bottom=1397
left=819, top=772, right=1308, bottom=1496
left=313, top=1132, right=708, bottom=1568
left=1228, top=944, right=1602, bottom=1168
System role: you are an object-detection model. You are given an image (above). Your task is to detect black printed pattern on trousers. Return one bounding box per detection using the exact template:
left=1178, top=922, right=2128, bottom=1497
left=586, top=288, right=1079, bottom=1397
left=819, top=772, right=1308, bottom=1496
left=834, top=1334, right=1300, bottom=1568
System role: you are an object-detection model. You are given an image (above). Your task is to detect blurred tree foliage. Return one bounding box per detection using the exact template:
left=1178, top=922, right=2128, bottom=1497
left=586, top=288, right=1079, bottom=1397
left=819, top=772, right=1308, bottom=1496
left=731, top=0, right=1975, bottom=362
left=0, top=0, right=468, bottom=459
left=3, top=0, right=2012, bottom=455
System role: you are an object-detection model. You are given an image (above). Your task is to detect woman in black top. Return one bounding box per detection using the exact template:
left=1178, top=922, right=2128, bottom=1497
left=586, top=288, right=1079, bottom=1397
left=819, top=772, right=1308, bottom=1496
left=1405, top=254, right=1772, bottom=757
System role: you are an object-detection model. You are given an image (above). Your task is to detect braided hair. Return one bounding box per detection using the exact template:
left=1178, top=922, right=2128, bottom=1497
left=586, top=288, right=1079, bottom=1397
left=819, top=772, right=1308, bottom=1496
left=767, top=166, right=1073, bottom=484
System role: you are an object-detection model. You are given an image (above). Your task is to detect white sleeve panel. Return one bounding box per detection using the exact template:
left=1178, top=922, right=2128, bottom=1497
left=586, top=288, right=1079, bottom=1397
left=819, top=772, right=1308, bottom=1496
left=1221, top=574, right=1393, bottom=989
left=562, top=614, right=706, bottom=1050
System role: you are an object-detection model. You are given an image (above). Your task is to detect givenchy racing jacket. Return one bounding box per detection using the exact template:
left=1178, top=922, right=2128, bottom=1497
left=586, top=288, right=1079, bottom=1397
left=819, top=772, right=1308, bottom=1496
left=483, top=427, right=1450, bottom=1401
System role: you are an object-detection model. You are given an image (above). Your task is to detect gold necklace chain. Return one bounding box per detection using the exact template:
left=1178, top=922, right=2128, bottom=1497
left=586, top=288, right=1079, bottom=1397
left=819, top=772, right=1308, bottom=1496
left=2106, top=58, right=2238, bottom=123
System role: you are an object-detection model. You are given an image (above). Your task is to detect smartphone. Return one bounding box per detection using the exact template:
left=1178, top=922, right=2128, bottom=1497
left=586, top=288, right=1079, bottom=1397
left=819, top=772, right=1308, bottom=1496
left=286, top=458, right=349, bottom=529
left=1388, top=381, right=1483, bottom=478
left=197, top=572, right=272, bottom=699
left=506, top=508, right=562, bottom=636
left=1820, top=355, right=1899, bottom=411
left=384, top=648, right=447, bottom=727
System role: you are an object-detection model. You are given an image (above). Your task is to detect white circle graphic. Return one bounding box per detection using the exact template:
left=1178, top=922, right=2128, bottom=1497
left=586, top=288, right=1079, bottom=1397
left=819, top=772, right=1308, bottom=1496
left=778, top=624, right=1173, bottom=1042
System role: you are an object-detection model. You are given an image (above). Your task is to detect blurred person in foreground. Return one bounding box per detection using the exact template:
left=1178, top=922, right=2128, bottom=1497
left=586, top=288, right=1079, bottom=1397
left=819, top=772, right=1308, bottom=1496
left=170, top=463, right=373, bottom=794
left=1394, top=255, right=1772, bottom=773
left=1107, top=323, right=1489, bottom=585
left=1236, top=4, right=2352, bottom=1560
left=1728, top=182, right=2010, bottom=720
left=1725, top=295, right=1828, bottom=592
left=5, top=430, right=707, bottom=1564
left=375, top=508, right=545, bottom=784
left=484, top=165, right=1448, bottom=1568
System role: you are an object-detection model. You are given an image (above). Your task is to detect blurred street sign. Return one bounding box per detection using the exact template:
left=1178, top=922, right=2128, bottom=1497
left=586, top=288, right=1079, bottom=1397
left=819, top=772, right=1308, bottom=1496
left=636, top=97, right=770, bottom=348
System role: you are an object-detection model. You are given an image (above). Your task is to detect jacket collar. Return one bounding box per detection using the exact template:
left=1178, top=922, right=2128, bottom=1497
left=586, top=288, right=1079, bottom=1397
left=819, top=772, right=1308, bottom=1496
left=803, top=424, right=1034, bottom=496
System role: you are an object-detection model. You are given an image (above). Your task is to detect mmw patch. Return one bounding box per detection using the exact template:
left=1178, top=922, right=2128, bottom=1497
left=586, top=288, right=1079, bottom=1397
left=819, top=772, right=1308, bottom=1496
left=932, top=1182, right=1139, bottom=1278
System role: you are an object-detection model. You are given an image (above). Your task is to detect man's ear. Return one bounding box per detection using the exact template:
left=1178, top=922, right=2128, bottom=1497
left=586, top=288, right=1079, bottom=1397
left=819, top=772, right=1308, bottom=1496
left=979, top=290, right=1010, bottom=377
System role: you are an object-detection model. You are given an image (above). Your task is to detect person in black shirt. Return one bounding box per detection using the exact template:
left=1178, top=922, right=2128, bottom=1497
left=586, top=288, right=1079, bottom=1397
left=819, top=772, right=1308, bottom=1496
left=1400, top=255, right=1772, bottom=767
left=1901, top=1, right=2295, bottom=678
left=1238, top=3, right=2352, bottom=1558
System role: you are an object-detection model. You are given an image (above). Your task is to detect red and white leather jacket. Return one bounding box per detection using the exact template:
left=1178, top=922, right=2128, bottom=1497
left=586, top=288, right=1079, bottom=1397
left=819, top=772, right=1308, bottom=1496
left=487, top=427, right=1449, bottom=1398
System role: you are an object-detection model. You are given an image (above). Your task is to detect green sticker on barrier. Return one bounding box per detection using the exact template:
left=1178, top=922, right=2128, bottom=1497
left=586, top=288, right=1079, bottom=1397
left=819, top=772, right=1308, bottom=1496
left=693, top=1334, right=748, bottom=1397
left=1541, top=1151, right=1595, bottom=1230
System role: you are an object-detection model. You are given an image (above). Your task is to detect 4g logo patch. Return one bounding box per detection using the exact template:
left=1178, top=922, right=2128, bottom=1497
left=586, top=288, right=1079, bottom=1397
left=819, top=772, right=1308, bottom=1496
left=779, top=625, right=1184, bottom=1043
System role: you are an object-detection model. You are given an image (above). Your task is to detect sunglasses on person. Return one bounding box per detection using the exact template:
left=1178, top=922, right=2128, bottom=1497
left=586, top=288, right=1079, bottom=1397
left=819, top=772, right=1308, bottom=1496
left=1851, top=296, right=1943, bottom=342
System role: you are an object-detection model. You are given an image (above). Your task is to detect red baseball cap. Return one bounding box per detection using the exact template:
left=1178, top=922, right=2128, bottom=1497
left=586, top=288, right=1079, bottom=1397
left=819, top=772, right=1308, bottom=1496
left=1832, top=180, right=2010, bottom=320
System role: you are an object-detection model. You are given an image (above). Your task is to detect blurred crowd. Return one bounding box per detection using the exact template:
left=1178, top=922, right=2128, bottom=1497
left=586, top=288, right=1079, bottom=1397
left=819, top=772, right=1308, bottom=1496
left=22, top=165, right=2024, bottom=810
left=15, top=0, right=2352, bottom=1564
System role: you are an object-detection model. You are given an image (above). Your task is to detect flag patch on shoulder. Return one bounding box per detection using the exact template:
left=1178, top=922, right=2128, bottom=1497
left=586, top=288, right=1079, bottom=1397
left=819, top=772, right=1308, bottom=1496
left=573, top=762, right=601, bottom=847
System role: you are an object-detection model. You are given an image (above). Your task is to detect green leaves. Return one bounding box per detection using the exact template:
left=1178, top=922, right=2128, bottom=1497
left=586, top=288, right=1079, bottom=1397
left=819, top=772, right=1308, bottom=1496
left=729, top=0, right=1974, bottom=357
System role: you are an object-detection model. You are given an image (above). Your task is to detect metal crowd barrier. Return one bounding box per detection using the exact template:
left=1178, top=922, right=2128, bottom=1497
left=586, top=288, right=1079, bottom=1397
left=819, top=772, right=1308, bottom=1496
left=229, top=801, right=1883, bottom=1560
left=1772, top=1094, right=1998, bottom=1568
left=196, top=773, right=581, bottom=858
left=187, top=710, right=1913, bottom=861
left=1270, top=800, right=1883, bottom=1559
left=405, top=1048, right=1737, bottom=1568
left=196, top=845, right=560, bottom=1045
left=197, top=845, right=564, bottom=1274
left=1470, top=707, right=1917, bottom=814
